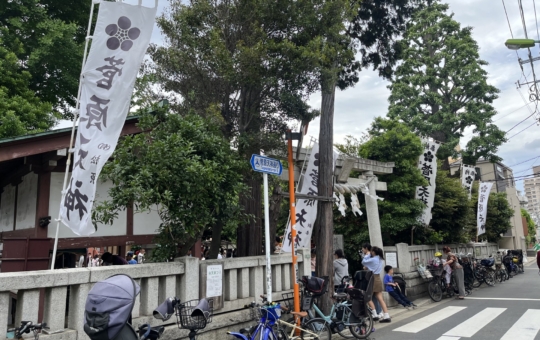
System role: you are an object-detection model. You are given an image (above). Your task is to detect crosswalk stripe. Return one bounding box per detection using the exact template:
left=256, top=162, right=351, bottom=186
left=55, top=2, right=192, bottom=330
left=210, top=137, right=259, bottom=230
left=393, top=306, right=467, bottom=333
left=443, top=307, right=506, bottom=338
left=436, top=336, right=460, bottom=340
left=500, top=309, right=540, bottom=340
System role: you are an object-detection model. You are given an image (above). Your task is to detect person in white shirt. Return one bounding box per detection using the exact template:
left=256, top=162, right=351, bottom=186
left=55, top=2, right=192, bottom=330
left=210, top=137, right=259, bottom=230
left=137, top=249, right=146, bottom=264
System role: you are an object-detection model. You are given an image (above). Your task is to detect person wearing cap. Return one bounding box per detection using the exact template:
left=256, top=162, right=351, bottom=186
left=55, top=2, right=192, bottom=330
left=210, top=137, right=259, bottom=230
left=126, top=251, right=137, bottom=264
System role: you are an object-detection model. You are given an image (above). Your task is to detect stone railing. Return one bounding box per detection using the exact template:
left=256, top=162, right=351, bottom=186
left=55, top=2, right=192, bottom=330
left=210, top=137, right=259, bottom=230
left=0, top=249, right=310, bottom=340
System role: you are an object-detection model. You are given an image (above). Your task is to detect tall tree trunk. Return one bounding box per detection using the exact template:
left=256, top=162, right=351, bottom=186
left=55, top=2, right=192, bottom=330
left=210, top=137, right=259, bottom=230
left=237, top=169, right=263, bottom=257
left=314, top=77, right=336, bottom=314
left=209, top=219, right=224, bottom=259
left=269, top=185, right=283, bottom=250
left=236, top=86, right=263, bottom=257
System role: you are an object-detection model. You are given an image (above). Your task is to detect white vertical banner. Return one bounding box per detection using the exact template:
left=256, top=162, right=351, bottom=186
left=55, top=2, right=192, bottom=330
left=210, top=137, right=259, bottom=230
left=461, top=164, right=476, bottom=199
left=477, top=182, right=493, bottom=236
left=415, top=139, right=440, bottom=225
left=282, top=143, right=338, bottom=252
left=59, top=2, right=157, bottom=236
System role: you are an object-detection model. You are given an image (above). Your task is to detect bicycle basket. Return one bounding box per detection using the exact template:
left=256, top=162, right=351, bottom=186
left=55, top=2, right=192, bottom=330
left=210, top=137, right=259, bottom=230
left=176, top=299, right=213, bottom=330
left=281, top=292, right=294, bottom=311
left=260, top=304, right=281, bottom=322
left=428, top=264, right=444, bottom=276
left=301, top=276, right=328, bottom=297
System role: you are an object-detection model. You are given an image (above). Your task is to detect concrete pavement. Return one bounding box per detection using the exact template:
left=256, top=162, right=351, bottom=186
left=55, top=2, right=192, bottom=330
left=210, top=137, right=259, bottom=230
left=367, top=257, right=540, bottom=340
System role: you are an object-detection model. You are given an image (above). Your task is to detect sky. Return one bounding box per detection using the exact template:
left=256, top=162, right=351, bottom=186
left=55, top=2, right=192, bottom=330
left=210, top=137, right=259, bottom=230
left=58, top=0, right=540, bottom=191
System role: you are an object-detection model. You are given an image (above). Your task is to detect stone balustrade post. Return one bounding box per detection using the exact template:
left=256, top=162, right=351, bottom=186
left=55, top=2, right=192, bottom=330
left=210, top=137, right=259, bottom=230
left=0, top=292, right=9, bottom=340
left=43, top=287, right=67, bottom=332
left=297, top=248, right=311, bottom=278
left=15, top=289, right=40, bottom=327
left=68, top=283, right=92, bottom=340
left=396, top=243, right=412, bottom=272
left=175, top=256, right=199, bottom=302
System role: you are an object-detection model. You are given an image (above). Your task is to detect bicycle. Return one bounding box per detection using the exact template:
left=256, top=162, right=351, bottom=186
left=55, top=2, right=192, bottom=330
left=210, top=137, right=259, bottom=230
left=472, top=259, right=495, bottom=288
left=7, top=321, right=49, bottom=340
left=427, top=264, right=462, bottom=302
left=153, top=297, right=213, bottom=340
left=282, top=282, right=373, bottom=339
left=228, top=299, right=331, bottom=340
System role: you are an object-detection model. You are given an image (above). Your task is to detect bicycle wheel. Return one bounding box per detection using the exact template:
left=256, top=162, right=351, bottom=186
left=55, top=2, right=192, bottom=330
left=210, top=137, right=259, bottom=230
left=302, top=318, right=332, bottom=340
left=484, top=271, right=495, bottom=286
left=428, top=280, right=443, bottom=302
left=348, top=313, right=373, bottom=339
left=273, top=327, right=289, bottom=340
left=472, top=272, right=483, bottom=288
left=333, top=305, right=354, bottom=339
left=495, top=270, right=502, bottom=283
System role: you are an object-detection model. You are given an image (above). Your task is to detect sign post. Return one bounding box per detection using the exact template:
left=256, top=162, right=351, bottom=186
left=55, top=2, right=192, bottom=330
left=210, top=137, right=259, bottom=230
left=250, top=154, right=283, bottom=302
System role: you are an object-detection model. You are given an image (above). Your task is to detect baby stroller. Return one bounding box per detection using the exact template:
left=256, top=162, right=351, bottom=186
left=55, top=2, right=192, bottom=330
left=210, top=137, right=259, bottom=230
left=84, top=274, right=164, bottom=340
left=346, top=270, right=374, bottom=318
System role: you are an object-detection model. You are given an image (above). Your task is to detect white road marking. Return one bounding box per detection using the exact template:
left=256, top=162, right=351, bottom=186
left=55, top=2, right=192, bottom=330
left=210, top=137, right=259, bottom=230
left=444, top=307, right=506, bottom=338
left=393, top=306, right=467, bottom=333
left=465, top=297, right=540, bottom=301
left=500, top=309, right=540, bottom=340
left=436, top=336, right=460, bottom=340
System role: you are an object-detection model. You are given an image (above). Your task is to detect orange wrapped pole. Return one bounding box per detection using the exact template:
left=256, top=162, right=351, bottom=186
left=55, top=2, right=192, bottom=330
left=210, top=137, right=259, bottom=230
left=287, top=130, right=301, bottom=323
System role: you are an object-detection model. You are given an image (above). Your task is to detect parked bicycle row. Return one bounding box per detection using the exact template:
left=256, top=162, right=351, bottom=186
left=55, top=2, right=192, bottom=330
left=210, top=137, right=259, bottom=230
left=420, top=248, right=526, bottom=302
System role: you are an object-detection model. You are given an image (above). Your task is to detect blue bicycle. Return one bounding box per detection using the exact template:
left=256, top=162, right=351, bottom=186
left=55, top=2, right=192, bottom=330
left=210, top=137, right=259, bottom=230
left=227, top=300, right=331, bottom=340
left=227, top=302, right=287, bottom=340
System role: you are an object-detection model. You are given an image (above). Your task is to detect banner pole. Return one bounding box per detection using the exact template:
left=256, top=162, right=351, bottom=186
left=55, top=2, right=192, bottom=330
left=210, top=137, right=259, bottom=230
left=51, top=1, right=96, bottom=270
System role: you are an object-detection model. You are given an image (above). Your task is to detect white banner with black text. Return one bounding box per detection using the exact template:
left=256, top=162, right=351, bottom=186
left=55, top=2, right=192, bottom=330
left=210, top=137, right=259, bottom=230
left=281, top=143, right=338, bottom=252
left=477, top=182, right=493, bottom=236
left=415, top=139, right=440, bottom=225
left=461, top=164, right=476, bottom=199
left=59, top=1, right=157, bottom=236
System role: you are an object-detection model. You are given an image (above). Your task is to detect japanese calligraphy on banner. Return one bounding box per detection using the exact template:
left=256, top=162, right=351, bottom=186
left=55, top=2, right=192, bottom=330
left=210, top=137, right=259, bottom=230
left=59, top=2, right=157, bottom=236
left=477, top=182, right=493, bottom=236
left=282, top=143, right=338, bottom=252
left=461, top=164, right=476, bottom=199
left=415, top=139, right=440, bottom=225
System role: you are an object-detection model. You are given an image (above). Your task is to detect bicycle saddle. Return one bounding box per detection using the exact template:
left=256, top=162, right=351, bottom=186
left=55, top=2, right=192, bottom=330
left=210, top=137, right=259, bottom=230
left=291, top=311, right=308, bottom=318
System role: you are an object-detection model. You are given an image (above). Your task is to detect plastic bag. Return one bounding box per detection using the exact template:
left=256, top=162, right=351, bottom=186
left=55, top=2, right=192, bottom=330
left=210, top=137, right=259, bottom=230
left=523, top=256, right=528, bottom=263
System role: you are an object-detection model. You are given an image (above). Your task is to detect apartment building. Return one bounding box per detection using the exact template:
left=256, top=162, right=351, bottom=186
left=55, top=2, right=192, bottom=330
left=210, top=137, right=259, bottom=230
left=523, top=165, right=540, bottom=225
left=450, top=159, right=526, bottom=251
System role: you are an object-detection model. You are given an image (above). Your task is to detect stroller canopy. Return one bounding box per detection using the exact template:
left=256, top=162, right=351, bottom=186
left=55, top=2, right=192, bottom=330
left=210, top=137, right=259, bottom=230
left=85, top=274, right=140, bottom=340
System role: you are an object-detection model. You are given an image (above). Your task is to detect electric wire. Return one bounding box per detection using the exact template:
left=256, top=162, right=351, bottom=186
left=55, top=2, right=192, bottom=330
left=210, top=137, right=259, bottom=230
left=507, top=120, right=538, bottom=140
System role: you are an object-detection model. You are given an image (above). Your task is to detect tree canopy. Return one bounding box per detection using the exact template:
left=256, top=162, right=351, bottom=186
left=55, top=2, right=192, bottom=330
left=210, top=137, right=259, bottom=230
left=0, top=37, right=56, bottom=138
left=387, top=1, right=505, bottom=166
left=93, top=109, right=246, bottom=261
left=522, top=208, right=537, bottom=245
left=0, top=0, right=91, bottom=119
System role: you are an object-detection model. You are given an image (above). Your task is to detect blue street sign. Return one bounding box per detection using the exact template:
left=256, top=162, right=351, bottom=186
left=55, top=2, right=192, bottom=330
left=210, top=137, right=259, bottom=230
left=250, top=154, right=283, bottom=176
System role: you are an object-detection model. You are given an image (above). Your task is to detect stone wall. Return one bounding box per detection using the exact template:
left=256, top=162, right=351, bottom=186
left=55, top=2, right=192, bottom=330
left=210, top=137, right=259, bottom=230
left=0, top=250, right=311, bottom=340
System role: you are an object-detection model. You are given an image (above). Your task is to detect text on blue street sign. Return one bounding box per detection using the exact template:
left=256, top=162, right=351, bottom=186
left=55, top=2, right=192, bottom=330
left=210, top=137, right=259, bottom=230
left=250, top=154, right=283, bottom=176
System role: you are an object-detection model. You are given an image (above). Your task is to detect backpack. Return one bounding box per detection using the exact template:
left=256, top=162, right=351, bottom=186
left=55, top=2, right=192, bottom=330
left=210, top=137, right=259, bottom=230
left=84, top=274, right=140, bottom=340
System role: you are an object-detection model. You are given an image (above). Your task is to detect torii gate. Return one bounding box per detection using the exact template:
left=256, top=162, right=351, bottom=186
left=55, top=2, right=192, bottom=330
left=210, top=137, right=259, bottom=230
left=279, top=147, right=395, bottom=250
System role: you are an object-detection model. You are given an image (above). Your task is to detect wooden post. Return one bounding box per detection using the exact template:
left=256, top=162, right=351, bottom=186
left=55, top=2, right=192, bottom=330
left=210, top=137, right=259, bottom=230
left=287, top=132, right=301, bottom=322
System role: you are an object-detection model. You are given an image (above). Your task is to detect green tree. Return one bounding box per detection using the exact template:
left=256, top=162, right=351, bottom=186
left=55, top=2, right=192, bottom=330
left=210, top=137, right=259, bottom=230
left=150, top=0, right=332, bottom=256
left=93, top=109, right=246, bottom=261
left=334, top=119, right=426, bottom=247
left=387, top=1, right=505, bottom=167
left=0, top=37, right=56, bottom=138
left=522, top=208, right=537, bottom=245
left=0, top=0, right=90, bottom=119
left=429, top=164, right=472, bottom=243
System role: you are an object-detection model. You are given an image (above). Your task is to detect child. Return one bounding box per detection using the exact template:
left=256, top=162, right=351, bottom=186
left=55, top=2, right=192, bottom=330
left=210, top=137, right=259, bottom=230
left=384, top=265, right=417, bottom=310
left=435, top=251, right=452, bottom=288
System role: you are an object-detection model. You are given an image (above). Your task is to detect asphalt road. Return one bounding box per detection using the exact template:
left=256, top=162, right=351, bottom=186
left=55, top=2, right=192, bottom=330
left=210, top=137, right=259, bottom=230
left=370, top=261, right=540, bottom=340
